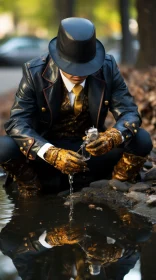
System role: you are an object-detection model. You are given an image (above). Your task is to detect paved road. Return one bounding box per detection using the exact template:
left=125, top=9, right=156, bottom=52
left=0, top=67, right=22, bottom=95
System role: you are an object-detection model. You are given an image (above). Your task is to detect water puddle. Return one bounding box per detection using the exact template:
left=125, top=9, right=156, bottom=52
left=0, top=176, right=155, bottom=280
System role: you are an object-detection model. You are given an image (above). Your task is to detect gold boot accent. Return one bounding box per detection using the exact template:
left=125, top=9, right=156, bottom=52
left=112, top=152, right=146, bottom=182
left=1, top=159, right=41, bottom=198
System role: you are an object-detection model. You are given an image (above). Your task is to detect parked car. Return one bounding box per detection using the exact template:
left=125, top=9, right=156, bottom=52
left=0, top=36, right=49, bottom=66
left=100, top=36, right=140, bottom=65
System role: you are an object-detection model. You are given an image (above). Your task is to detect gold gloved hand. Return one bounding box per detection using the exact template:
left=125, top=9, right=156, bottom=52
left=44, top=147, right=88, bottom=174
left=85, top=128, right=123, bottom=156
left=46, top=225, right=84, bottom=246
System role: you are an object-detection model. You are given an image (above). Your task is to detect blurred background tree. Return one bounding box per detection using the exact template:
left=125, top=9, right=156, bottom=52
left=119, top=0, right=133, bottom=64
left=136, top=0, right=156, bottom=68
left=54, top=0, right=76, bottom=21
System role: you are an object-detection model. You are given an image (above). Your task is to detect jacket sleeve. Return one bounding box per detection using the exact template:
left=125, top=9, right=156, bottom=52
left=109, top=55, right=142, bottom=140
left=4, top=64, right=48, bottom=160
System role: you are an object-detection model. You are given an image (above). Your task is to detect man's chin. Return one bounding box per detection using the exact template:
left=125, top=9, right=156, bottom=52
left=72, top=79, right=85, bottom=84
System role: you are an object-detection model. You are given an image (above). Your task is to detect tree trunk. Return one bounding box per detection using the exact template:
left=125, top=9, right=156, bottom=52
left=54, top=0, right=75, bottom=22
left=119, top=0, right=133, bottom=65
left=136, top=0, right=156, bottom=68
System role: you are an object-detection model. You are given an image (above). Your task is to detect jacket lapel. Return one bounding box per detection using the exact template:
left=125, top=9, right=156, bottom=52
left=42, top=58, right=105, bottom=128
left=87, top=74, right=105, bottom=128
left=42, top=58, right=63, bottom=126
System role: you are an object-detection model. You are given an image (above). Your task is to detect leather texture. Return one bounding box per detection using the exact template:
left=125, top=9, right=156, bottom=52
left=56, top=18, right=96, bottom=62
left=4, top=54, right=141, bottom=160
left=49, top=17, right=105, bottom=76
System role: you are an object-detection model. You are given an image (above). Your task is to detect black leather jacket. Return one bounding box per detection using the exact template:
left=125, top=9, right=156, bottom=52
left=5, top=53, right=141, bottom=160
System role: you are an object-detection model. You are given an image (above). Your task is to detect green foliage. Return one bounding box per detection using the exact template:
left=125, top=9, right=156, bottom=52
left=75, top=0, right=123, bottom=36
left=0, top=0, right=58, bottom=37
left=0, top=0, right=137, bottom=38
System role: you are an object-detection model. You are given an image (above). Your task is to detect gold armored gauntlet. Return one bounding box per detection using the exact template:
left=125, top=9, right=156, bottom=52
left=44, top=147, right=88, bottom=174
left=85, top=128, right=123, bottom=156
left=46, top=225, right=84, bottom=246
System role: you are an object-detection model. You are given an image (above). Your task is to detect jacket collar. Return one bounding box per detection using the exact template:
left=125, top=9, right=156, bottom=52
left=42, top=57, right=105, bottom=128
left=41, top=57, right=63, bottom=126
left=42, top=57, right=59, bottom=84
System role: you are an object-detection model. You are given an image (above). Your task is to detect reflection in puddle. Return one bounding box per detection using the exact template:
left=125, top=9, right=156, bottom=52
left=0, top=176, right=154, bottom=280
left=0, top=177, right=20, bottom=280
left=124, top=260, right=141, bottom=280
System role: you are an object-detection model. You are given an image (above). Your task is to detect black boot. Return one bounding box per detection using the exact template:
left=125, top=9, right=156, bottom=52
left=1, top=159, right=41, bottom=198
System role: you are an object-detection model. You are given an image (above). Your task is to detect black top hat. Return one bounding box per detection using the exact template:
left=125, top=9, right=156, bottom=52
left=49, top=17, right=105, bottom=76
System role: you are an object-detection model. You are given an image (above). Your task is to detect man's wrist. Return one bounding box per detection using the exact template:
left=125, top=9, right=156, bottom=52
left=37, top=143, right=54, bottom=160
left=38, top=231, right=53, bottom=248
left=118, top=130, right=125, bottom=143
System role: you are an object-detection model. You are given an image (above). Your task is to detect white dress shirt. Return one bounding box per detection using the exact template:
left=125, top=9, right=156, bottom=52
left=60, top=70, right=86, bottom=105
left=37, top=70, right=86, bottom=160
left=39, top=230, right=53, bottom=248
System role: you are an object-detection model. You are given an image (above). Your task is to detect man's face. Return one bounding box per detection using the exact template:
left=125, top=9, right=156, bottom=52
left=61, top=71, right=87, bottom=84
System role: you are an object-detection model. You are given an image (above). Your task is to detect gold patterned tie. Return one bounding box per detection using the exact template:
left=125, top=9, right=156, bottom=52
left=72, top=84, right=83, bottom=115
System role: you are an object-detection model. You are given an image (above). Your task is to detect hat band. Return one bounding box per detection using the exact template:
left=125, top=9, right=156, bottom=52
left=57, top=47, right=95, bottom=63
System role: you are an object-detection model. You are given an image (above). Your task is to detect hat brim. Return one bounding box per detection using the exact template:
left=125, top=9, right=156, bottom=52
left=49, top=37, right=105, bottom=76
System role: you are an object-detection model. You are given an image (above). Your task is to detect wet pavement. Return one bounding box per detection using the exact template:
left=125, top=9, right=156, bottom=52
left=0, top=67, right=22, bottom=95
left=1, top=174, right=155, bottom=280
left=0, top=175, right=20, bottom=280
